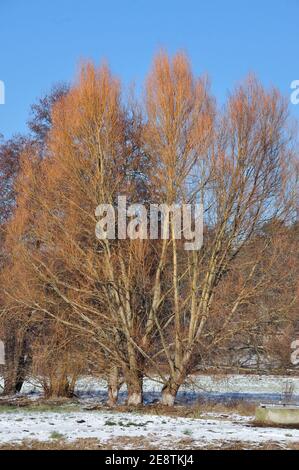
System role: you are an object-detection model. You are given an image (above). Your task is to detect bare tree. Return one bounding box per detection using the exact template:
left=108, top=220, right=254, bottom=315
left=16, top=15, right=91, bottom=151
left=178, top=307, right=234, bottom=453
left=1, top=53, right=297, bottom=406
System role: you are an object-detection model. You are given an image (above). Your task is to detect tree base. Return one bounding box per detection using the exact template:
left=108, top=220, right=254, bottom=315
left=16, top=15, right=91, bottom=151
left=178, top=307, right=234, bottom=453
left=161, top=390, right=176, bottom=406
left=127, top=392, right=143, bottom=406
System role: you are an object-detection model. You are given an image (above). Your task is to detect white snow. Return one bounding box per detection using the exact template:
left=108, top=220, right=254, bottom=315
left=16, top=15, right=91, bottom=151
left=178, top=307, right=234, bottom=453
left=0, top=409, right=298, bottom=448
left=0, top=373, right=299, bottom=448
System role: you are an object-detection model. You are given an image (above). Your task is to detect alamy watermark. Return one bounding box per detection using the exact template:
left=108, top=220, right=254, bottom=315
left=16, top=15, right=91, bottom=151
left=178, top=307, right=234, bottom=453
left=291, top=339, right=299, bottom=366
left=95, top=196, right=203, bottom=251
left=290, top=80, right=299, bottom=105
left=0, top=80, right=5, bottom=105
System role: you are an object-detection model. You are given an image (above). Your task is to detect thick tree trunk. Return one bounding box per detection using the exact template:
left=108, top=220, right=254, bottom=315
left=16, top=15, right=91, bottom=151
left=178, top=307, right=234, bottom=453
left=125, top=343, right=144, bottom=405
left=107, top=366, right=122, bottom=406
left=126, top=371, right=143, bottom=406
left=3, top=356, right=28, bottom=395
left=161, top=382, right=180, bottom=406
left=3, top=326, right=30, bottom=396
left=14, top=354, right=28, bottom=393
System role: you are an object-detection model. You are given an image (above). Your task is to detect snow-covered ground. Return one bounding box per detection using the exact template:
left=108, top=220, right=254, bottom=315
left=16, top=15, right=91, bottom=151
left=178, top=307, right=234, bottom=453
left=0, top=409, right=299, bottom=448
left=0, top=374, right=299, bottom=448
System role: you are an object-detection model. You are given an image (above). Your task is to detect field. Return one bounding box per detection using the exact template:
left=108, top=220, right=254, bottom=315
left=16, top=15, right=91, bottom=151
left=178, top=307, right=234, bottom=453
left=0, top=374, right=299, bottom=449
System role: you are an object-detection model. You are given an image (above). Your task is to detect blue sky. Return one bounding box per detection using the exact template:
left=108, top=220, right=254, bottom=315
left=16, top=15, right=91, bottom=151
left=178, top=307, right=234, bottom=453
left=0, top=0, right=299, bottom=138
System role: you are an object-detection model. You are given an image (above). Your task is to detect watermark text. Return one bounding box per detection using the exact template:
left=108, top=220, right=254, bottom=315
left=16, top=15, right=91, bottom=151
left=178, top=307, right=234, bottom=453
left=0, top=80, right=5, bottom=105
left=95, top=196, right=203, bottom=251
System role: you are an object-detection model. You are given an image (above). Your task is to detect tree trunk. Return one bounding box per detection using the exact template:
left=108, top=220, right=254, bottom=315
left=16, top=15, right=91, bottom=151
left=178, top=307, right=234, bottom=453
left=125, top=343, right=144, bottom=405
left=161, top=382, right=180, bottom=406
left=126, top=371, right=143, bottom=406
left=14, top=353, right=28, bottom=393
left=3, top=326, right=30, bottom=396
left=107, top=366, right=122, bottom=406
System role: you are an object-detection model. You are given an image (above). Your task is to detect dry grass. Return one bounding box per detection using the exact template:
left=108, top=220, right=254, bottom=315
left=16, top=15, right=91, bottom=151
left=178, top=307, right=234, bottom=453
left=0, top=437, right=296, bottom=450
left=0, top=393, right=257, bottom=419
left=251, top=420, right=299, bottom=430
left=0, top=439, right=104, bottom=450
left=109, top=401, right=256, bottom=419
left=0, top=397, right=257, bottom=421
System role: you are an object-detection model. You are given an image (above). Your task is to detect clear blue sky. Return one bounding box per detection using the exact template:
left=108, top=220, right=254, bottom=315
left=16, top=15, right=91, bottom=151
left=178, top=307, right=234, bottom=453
left=1, top=0, right=299, bottom=139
